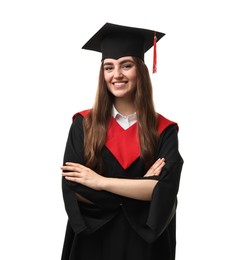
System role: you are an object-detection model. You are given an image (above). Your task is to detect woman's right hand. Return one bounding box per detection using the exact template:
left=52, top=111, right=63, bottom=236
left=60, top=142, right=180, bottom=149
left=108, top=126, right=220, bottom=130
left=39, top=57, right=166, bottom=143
left=144, top=158, right=166, bottom=177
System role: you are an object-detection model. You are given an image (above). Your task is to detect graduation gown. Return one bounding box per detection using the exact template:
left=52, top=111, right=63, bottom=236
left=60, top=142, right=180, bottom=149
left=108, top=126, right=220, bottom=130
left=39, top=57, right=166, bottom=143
left=61, top=110, right=183, bottom=260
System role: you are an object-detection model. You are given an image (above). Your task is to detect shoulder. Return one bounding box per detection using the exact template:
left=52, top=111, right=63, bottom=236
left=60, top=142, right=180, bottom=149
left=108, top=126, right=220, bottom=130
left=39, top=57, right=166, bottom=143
left=68, top=109, right=92, bottom=133
left=157, top=113, right=179, bottom=135
left=72, top=109, right=92, bottom=121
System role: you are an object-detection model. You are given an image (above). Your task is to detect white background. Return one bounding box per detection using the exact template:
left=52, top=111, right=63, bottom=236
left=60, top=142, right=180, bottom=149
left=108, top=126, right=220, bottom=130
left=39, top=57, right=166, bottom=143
left=0, top=0, right=237, bottom=259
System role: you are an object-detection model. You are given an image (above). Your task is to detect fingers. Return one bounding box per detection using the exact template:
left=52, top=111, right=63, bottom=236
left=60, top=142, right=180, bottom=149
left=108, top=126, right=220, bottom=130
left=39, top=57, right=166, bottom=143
left=61, top=166, right=84, bottom=183
left=63, top=176, right=80, bottom=182
left=61, top=164, right=102, bottom=190
left=61, top=163, right=82, bottom=179
left=62, top=171, right=79, bottom=177
left=61, top=162, right=85, bottom=172
left=61, top=163, right=90, bottom=182
left=65, top=162, right=81, bottom=166
left=144, top=158, right=166, bottom=177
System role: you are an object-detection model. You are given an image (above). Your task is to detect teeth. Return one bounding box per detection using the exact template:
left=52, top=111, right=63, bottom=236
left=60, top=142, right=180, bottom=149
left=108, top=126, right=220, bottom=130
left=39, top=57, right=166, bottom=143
left=114, top=82, right=125, bottom=86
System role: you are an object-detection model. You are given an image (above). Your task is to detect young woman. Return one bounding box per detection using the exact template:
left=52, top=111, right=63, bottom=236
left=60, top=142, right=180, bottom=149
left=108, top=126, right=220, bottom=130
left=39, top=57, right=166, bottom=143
left=61, top=22, right=183, bottom=260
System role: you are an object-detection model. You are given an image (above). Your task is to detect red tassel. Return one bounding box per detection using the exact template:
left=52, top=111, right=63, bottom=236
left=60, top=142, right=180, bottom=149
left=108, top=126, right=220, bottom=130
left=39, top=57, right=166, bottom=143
left=153, top=31, right=157, bottom=73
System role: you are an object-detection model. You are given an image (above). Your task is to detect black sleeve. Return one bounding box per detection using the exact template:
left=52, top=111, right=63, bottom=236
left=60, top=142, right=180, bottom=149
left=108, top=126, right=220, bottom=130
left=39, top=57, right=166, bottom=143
left=123, top=124, right=183, bottom=243
left=147, top=124, right=183, bottom=236
left=62, top=115, right=122, bottom=208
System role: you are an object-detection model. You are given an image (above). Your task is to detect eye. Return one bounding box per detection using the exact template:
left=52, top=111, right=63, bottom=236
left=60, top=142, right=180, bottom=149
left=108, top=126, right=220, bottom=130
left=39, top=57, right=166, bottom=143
left=104, top=66, right=114, bottom=72
left=122, top=62, right=133, bottom=70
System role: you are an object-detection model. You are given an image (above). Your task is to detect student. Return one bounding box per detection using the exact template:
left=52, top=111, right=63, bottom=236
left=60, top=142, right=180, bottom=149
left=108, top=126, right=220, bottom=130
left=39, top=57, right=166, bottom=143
left=61, top=22, right=183, bottom=260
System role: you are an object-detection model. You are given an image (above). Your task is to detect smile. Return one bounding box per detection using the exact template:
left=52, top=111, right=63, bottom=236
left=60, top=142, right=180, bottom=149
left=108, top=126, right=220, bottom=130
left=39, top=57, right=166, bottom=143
left=113, top=82, right=127, bottom=86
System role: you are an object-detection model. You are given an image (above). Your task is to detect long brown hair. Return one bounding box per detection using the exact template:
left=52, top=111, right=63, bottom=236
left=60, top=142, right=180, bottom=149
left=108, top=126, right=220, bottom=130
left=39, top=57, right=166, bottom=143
left=83, top=57, right=159, bottom=173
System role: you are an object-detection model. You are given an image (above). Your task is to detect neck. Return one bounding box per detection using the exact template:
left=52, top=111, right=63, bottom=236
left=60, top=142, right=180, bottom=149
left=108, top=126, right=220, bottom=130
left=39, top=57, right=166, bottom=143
left=114, top=98, right=136, bottom=116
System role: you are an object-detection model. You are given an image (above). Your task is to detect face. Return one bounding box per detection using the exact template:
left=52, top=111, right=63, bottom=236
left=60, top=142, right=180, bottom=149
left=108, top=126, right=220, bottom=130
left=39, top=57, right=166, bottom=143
left=103, top=56, right=137, bottom=101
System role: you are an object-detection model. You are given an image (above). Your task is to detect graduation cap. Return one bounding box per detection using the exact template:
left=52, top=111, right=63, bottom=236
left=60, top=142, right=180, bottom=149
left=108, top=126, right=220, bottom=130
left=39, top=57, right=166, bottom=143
left=82, top=22, right=165, bottom=73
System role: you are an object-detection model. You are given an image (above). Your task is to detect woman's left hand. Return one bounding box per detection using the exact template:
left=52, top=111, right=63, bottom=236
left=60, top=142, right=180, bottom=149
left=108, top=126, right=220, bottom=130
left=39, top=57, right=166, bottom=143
left=61, top=162, right=105, bottom=190
left=144, top=158, right=166, bottom=177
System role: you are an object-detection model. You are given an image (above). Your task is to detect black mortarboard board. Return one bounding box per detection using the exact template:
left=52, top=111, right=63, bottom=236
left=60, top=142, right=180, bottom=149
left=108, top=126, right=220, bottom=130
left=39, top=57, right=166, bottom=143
left=82, top=22, right=165, bottom=62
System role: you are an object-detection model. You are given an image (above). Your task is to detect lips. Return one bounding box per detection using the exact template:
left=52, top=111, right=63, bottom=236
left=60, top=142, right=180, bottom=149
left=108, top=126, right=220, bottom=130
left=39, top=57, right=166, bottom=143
left=113, top=82, right=127, bottom=86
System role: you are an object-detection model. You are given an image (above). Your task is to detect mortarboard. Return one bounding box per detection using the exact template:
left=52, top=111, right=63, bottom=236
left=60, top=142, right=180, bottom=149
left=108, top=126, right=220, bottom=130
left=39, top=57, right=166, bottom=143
left=82, top=22, right=165, bottom=73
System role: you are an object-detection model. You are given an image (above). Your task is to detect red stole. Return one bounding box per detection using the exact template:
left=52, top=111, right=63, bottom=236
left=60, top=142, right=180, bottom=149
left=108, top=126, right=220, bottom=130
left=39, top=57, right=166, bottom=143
left=73, top=110, right=177, bottom=169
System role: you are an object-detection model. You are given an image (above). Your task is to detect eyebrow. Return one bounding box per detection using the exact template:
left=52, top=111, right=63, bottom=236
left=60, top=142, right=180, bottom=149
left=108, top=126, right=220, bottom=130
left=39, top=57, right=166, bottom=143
left=103, top=59, right=134, bottom=66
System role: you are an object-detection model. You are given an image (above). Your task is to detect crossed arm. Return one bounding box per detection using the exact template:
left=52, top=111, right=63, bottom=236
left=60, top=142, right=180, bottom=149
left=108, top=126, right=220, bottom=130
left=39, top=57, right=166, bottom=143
left=61, top=158, right=165, bottom=202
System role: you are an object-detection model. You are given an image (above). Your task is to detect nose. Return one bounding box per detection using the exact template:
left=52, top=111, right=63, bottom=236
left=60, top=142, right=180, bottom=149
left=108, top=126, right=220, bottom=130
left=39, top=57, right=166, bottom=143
left=114, top=68, right=123, bottom=78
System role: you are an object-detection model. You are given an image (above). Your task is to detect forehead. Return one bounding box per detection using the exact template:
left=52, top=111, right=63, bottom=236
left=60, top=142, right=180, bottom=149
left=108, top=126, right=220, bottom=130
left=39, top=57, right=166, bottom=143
left=103, top=56, right=134, bottom=64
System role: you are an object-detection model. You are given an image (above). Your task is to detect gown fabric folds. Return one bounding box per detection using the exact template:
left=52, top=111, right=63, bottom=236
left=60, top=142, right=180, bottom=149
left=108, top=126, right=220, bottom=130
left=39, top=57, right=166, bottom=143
left=61, top=111, right=183, bottom=260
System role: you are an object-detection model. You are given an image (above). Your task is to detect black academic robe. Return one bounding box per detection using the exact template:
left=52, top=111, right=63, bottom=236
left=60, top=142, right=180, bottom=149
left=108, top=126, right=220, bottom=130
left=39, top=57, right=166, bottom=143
left=61, top=110, right=183, bottom=260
